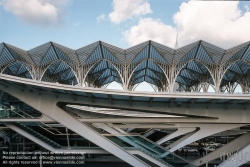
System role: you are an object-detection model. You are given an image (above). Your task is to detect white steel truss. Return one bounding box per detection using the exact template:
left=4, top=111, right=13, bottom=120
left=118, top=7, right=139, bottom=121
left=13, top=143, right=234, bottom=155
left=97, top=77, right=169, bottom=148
left=0, top=40, right=250, bottom=93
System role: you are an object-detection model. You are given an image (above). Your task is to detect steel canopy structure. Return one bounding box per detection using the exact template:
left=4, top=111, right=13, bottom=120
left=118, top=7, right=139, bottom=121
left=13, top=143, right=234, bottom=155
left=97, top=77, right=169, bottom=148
left=0, top=40, right=250, bottom=93
left=1, top=40, right=250, bottom=167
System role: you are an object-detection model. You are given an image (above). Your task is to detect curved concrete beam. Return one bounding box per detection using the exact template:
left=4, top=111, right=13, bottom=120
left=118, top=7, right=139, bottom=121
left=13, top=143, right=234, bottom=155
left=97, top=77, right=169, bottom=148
left=1, top=74, right=250, bottom=123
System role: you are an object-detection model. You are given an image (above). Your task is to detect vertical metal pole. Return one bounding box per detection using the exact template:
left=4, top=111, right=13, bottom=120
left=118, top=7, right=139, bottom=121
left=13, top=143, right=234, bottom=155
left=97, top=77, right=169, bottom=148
left=0, top=91, right=4, bottom=103
left=9, top=130, right=12, bottom=151
left=227, top=131, right=228, bottom=144
left=23, top=136, right=25, bottom=152
left=66, top=128, right=70, bottom=149
left=40, top=152, right=42, bottom=167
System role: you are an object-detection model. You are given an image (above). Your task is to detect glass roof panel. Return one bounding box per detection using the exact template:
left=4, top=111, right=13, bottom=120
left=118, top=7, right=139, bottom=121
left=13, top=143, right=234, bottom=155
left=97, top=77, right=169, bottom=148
left=85, top=45, right=102, bottom=65
left=132, top=45, right=149, bottom=64
left=53, top=46, right=73, bottom=64
left=2, top=61, right=32, bottom=79
left=111, top=95, right=129, bottom=100
left=178, top=45, right=198, bottom=65
left=242, top=46, right=250, bottom=62
left=102, top=45, right=120, bottom=63
left=0, top=47, right=15, bottom=66
left=41, top=46, right=58, bottom=65
left=149, top=45, right=167, bottom=64
left=196, top=45, right=214, bottom=64
left=41, top=61, right=77, bottom=85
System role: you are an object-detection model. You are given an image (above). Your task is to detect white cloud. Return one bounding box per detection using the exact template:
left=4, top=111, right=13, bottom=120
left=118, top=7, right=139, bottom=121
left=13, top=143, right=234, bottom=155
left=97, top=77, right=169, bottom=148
left=0, top=0, right=69, bottom=27
left=123, top=18, right=176, bottom=47
left=97, top=13, right=106, bottom=23
left=109, top=0, right=152, bottom=24
left=123, top=1, right=250, bottom=49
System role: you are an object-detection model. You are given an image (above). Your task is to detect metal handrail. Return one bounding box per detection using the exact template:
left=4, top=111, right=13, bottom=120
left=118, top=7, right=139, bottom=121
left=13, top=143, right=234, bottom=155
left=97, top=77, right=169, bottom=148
left=0, top=104, right=34, bottom=118
left=15, top=107, right=34, bottom=118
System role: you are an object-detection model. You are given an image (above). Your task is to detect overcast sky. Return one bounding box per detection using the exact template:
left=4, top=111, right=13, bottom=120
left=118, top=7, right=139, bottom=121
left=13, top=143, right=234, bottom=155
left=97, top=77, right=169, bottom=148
left=0, top=0, right=249, bottom=91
